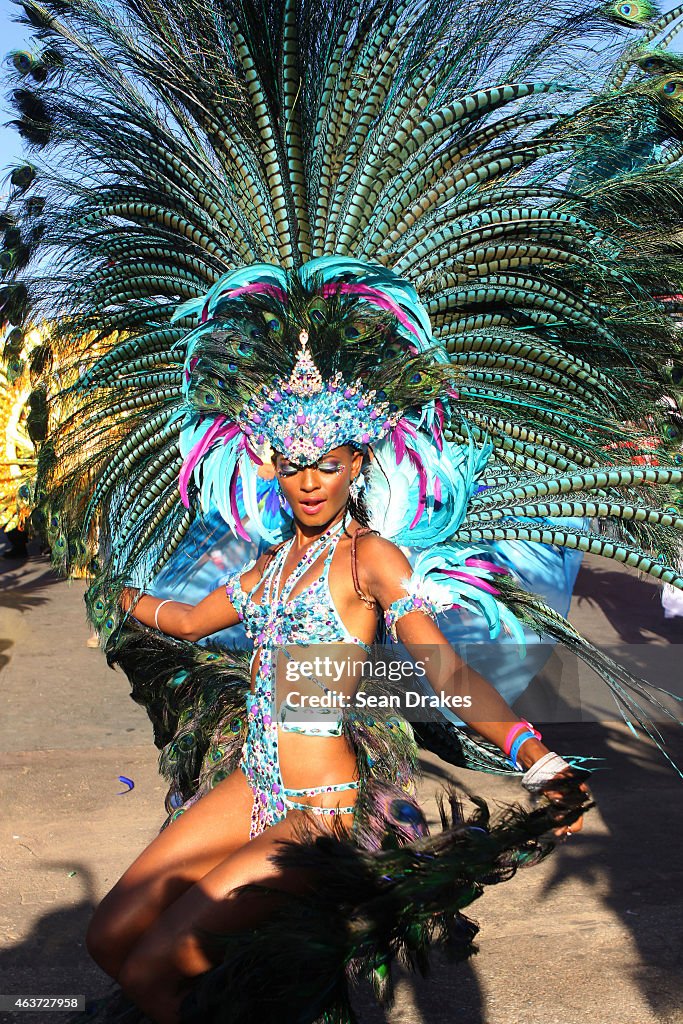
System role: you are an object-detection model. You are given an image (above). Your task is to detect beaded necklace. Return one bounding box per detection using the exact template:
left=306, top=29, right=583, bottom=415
left=252, top=517, right=347, bottom=649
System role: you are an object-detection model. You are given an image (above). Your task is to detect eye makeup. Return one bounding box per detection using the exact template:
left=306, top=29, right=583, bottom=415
left=275, top=459, right=346, bottom=477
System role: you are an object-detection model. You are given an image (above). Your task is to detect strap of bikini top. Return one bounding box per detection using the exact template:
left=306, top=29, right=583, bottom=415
left=262, top=539, right=289, bottom=573
left=350, top=527, right=379, bottom=608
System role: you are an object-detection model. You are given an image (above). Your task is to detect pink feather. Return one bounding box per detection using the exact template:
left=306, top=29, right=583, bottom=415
left=178, top=416, right=229, bottom=507
left=441, top=569, right=501, bottom=596
left=392, top=422, right=408, bottom=464
left=465, top=558, right=510, bottom=575
left=320, top=283, right=421, bottom=339
left=433, top=475, right=442, bottom=503
left=406, top=446, right=428, bottom=528
left=202, top=282, right=287, bottom=321
left=229, top=459, right=252, bottom=541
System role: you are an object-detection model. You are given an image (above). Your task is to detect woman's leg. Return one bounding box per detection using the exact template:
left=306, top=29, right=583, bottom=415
left=85, top=767, right=255, bottom=980
left=116, top=806, right=354, bottom=1024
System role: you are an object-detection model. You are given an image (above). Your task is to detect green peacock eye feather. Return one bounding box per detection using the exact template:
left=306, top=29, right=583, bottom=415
left=7, top=359, right=24, bottom=381
left=12, top=51, right=35, bottom=74
left=307, top=296, right=328, bottom=324
left=343, top=318, right=377, bottom=340
left=167, top=670, right=189, bottom=688
left=659, top=79, right=683, bottom=99
left=101, top=616, right=117, bottom=637
left=177, top=733, right=197, bottom=752
left=603, top=0, right=659, bottom=24
left=197, top=650, right=220, bottom=662
left=264, top=314, right=283, bottom=335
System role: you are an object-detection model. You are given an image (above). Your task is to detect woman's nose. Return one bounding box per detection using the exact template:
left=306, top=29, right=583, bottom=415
left=299, top=467, right=321, bottom=490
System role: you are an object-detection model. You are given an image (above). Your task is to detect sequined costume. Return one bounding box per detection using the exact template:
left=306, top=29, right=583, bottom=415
left=223, top=511, right=448, bottom=840
left=225, top=520, right=365, bottom=835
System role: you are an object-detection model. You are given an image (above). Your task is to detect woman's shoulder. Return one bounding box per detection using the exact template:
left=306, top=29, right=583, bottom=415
left=351, top=530, right=412, bottom=582
left=353, top=530, right=400, bottom=557
left=224, top=545, right=275, bottom=585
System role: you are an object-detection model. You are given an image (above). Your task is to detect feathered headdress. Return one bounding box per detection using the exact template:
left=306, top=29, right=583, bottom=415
left=174, top=257, right=466, bottom=542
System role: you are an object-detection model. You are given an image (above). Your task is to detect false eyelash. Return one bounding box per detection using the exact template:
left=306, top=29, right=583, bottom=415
left=276, top=462, right=346, bottom=476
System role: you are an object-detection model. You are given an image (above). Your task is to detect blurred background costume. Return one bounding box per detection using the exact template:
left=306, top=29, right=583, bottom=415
left=3, top=0, right=683, bottom=1019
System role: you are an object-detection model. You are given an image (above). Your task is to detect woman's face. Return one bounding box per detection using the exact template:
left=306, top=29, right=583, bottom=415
left=273, top=445, right=363, bottom=528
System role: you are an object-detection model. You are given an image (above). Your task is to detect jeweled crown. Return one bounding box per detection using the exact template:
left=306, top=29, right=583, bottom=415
left=237, top=332, right=401, bottom=462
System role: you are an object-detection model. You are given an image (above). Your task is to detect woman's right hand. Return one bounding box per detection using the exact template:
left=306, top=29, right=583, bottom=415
left=119, top=586, right=140, bottom=612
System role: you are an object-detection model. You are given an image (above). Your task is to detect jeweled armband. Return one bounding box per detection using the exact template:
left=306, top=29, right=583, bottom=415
left=383, top=576, right=453, bottom=641
left=223, top=559, right=256, bottom=621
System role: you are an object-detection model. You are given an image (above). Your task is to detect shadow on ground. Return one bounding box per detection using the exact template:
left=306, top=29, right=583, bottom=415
left=419, top=718, right=683, bottom=1023
left=0, top=554, right=63, bottom=614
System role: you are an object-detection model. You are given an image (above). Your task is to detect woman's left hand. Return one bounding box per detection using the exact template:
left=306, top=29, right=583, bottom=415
left=540, top=770, right=592, bottom=839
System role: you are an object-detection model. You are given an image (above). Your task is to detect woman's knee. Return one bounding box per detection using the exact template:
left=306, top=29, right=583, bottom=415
left=117, top=927, right=210, bottom=1000
left=85, top=909, right=123, bottom=976
left=85, top=891, right=151, bottom=978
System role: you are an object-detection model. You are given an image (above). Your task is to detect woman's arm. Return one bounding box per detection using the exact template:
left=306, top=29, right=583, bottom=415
left=120, top=557, right=267, bottom=642
left=358, top=536, right=544, bottom=761
left=357, top=535, right=587, bottom=833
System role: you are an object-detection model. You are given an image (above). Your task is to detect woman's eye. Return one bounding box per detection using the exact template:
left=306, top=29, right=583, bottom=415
left=276, top=463, right=298, bottom=477
left=317, top=462, right=343, bottom=473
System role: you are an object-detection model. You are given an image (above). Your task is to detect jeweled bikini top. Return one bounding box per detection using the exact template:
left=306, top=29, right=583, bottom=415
left=225, top=519, right=373, bottom=652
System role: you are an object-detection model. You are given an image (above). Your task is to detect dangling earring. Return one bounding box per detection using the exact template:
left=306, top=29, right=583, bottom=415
left=278, top=487, right=288, bottom=510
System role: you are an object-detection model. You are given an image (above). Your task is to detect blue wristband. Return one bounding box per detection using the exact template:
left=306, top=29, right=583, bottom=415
left=509, top=729, right=536, bottom=769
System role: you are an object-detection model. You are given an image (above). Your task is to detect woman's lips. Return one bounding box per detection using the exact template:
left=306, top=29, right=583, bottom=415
left=299, top=497, right=326, bottom=514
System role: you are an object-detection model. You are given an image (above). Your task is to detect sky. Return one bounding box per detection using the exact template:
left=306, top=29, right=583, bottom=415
left=0, top=0, right=34, bottom=193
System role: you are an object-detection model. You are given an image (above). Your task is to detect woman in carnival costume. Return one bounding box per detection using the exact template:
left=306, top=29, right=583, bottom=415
left=4, top=0, right=683, bottom=1020
left=104, top=272, right=592, bottom=1024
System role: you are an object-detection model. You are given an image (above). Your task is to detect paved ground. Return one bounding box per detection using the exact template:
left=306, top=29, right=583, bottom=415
left=1, top=547, right=682, bottom=1024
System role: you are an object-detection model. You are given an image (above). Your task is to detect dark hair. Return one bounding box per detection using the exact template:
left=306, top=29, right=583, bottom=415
left=346, top=487, right=372, bottom=527
left=346, top=444, right=375, bottom=527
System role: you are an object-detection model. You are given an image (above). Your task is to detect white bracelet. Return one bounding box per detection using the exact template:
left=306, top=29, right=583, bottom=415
left=154, top=599, right=173, bottom=631
left=521, top=751, right=572, bottom=792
